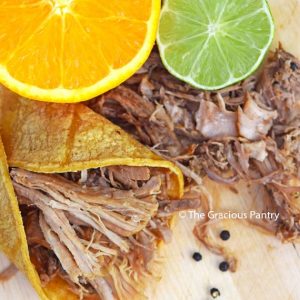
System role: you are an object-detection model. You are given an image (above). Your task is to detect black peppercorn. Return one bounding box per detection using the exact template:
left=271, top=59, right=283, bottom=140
left=192, top=252, right=202, bottom=261
left=220, top=230, right=230, bottom=241
left=290, top=61, right=298, bottom=71
left=210, top=288, right=220, bottom=298
left=219, top=261, right=229, bottom=272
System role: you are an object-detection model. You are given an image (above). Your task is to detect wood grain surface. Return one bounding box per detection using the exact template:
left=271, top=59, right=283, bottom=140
left=1, top=0, right=300, bottom=299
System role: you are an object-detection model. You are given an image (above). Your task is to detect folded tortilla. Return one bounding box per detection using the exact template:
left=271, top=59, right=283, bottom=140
left=0, top=86, right=185, bottom=300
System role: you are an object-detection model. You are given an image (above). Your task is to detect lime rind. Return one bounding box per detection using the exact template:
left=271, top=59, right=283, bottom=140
left=157, top=0, right=275, bottom=90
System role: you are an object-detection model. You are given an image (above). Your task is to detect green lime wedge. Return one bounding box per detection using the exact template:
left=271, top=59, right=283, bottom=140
left=157, top=0, right=274, bottom=90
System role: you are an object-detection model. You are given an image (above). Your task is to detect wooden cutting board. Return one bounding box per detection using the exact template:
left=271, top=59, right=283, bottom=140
left=1, top=1, right=300, bottom=299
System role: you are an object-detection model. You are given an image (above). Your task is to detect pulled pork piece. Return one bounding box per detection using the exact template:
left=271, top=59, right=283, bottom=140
left=108, top=166, right=150, bottom=189
left=88, top=48, right=300, bottom=261
left=0, top=264, right=18, bottom=282
left=158, top=198, right=201, bottom=218
left=39, top=214, right=84, bottom=288
left=12, top=166, right=200, bottom=300
left=30, top=246, right=59, bottom=286
left=258, top=48, right=300, bottom=125
left=12, top=169, right=159, bottom=244
left=105, top=86, right=155, bottom=119
left=282, top=128, right=300, bottom=177
left=238, top=93, right=278, bottom=140
left=196, top=97, right=238, bottom=138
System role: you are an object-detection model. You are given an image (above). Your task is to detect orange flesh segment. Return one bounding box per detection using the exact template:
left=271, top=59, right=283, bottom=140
left=0, top=3, right=52, bottom=62
left=7, top=13, right=63, bottom=89
left=70, top=0, right=151, bottom=21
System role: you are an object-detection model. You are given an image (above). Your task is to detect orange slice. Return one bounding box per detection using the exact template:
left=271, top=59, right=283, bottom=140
left=0, top=0, right=160, bottom=102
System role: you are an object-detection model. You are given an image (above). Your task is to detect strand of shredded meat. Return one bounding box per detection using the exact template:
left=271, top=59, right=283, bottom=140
left=88, top=48, right=300, bottom=264
left=13, top=166, right=200, bottom=299
left=0, top=264, right=18, bottom=282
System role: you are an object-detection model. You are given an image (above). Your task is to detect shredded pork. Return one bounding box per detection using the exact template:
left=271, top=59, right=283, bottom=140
left=0, top=264, right=18, bottom=282
left=13, top=166, right=199, bottom=300
left=88, top=48, right=300, bottom=263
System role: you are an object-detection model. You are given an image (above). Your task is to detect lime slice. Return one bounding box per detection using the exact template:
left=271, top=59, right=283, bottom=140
left=157, top=0, right=275, bottom=90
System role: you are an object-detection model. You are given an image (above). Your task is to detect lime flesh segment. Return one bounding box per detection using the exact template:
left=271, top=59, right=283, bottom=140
left=157, top=0, right=274, bottom=90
